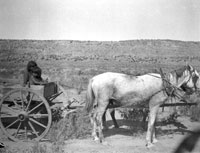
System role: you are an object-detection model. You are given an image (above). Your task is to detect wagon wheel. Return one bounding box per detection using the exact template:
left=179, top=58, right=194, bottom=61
left=0, top=88, right=52, bottom=142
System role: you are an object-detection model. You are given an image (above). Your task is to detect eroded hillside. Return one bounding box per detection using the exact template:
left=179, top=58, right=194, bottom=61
left=0, top=39, right=200, bottom=89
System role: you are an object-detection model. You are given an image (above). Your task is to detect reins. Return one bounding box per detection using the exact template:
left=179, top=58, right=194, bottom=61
left=147, top=69, right=194, bottom=103
left=147, top=73, right=183, bottom=94
left=159, top=68, right=189, bottom=102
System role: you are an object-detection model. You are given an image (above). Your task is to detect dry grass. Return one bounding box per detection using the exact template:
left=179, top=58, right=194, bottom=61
left=0, top=142, right=63, bottom=153
left=120, top=108, right=149, bottom=135
left=46, top=109, right=91, bottom=142
left=177, top=93, right=200, bottom=122
left=190, top=105, right=200, bottom=121
left=1, top=109, right=91, bottom=153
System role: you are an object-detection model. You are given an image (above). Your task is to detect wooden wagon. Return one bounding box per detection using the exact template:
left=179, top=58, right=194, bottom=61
left=0, top=80, right=71, bottom=142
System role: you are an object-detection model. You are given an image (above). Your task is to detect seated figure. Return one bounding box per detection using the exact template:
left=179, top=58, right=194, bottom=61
left=22, top=61, right=58, bottom=99
left=22, top=61, right=48, bottom=86
left=29, top=66, right=48, bottom=85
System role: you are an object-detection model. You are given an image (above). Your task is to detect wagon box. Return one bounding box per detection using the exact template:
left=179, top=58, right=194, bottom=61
left=1, top=82, right=58, bottom=99
left=30, top=82, right=58, bottom=99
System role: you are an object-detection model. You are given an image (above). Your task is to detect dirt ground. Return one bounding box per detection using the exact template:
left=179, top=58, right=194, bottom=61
left=61, top=114, right=200, bottom=153
left=0, top=78, right=200, bottom=153
left=1, top=111, right=200, bottom=153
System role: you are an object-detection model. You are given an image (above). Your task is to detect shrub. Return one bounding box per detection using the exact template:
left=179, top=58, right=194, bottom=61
left=51, top=107, right=63, bottom=122
left=29, top=142, right=48, bottom=153
left=120, top=108, right=149, bottom=134
left=190, top=105, right=200, bottom=121
left=177, top=93, right=200, bottom=122
left=46, top=109, right=91, bottom=142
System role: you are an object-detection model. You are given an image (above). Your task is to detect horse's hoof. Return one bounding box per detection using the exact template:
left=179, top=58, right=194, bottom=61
left=152, top=138, right=158, bottom=144
left=93, top=137, right=100, bottom=141
left=146, top=143, right=154, bottom=148
left=102, top=141, right=109, bottom=146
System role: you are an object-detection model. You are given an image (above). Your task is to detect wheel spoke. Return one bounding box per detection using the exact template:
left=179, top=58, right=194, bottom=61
left=14, top=121, right=22, bottom=138
left=12, top=99, right=22, bottom=110
left=1, top=105, right=18, bottom=115
left=29, top=118, right=47, bottom=129
left=29, top=114, right=49, bottom=118
left=27, top=102, right=43, bottom=114
left=0, top=115, right=18, bottom=118
left=24, top=125, right=27, bottom=140
left=20, top=90, right=27, bottom=110
left=28, top=121, right=39, bottom=137
left=5, top=119, right=19, bottom=129
left=25, top=93, right=34, bottom=111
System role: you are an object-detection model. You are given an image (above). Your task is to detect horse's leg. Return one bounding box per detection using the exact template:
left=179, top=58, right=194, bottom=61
left=142, top=108, right=148, bottom=130
left=152, top=125, right=158, bottom=144
left=146, top=91, right=167, bottom=148
left=102, top=111, right=108, bottom=130
left=96, top=110, right=106, bottom=143
left=110, top=109, right=119, bottom=128
left=146, top=105, right=159, bottom=148
left=102, top=109, right=119, bottom=130
left=95, top=100, right=109, bottom=143
left=90, top=112, right=99, bottom=141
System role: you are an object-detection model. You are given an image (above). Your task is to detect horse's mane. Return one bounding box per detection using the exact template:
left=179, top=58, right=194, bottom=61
left=174, top=65, right=191, bottom=79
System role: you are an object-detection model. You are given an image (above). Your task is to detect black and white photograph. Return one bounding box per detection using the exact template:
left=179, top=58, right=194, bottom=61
left=0, top=0, right=200, bottom=152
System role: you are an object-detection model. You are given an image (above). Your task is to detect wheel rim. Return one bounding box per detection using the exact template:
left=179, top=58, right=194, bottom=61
left=0, top=88, right=52, bottom=142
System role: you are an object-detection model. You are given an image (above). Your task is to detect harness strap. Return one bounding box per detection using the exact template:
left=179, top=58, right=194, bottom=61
left=160, top=68, right=175, bottom=97
left=159, top=68, right=193, bottom=105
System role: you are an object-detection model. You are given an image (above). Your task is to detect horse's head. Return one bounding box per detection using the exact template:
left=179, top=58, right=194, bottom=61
left=176, top=64, right=200, bottom=94
left=192, top=70, right=200, bottom=92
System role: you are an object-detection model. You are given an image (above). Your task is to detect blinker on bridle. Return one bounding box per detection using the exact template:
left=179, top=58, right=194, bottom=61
left=181, top=67, right=199, bottom=93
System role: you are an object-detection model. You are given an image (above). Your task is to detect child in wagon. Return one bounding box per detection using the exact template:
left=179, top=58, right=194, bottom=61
left=22, top=61, right=48, bottom=87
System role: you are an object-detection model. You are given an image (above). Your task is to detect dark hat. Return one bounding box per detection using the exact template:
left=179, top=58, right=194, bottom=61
left=27, top=61, right=37, bottom=72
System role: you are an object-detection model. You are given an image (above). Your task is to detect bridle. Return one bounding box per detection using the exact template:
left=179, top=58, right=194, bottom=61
left=181, top=68, right=200, bottom=93
left=148, top=67, right=199, bottom=98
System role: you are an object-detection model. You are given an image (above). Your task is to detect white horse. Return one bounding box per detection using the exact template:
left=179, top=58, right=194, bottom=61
left=85, top=65, right=200, bottom=147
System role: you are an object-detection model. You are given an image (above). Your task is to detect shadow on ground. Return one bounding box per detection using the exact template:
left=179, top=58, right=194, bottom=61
left=103, top=119, right=147, bottom=138
left=103, top=118, right=194, bottom=139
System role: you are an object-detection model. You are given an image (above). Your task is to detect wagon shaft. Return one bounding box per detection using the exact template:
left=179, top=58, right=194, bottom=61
left=161, top=102, right=197, bottom=107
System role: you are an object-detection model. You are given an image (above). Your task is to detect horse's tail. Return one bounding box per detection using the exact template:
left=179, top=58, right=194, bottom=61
left=85, top=79, right=95, bottom=113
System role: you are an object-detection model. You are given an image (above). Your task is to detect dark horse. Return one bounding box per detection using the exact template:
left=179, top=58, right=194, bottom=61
left=85, top=65, right=200, bottom=148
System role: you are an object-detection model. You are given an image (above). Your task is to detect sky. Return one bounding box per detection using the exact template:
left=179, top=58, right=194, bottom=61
left=0, top=0, right=199, bottom=41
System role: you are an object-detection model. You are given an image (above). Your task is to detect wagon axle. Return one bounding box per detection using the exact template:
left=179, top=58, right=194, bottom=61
left=18, top=111, right=29, bottom=121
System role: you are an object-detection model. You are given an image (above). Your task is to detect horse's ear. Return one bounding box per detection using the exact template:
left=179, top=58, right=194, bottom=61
left=186, top=63, right=193, bottom=71
left=186, top=64, right=190, bottom=70
left=188, top=65, right=194, bottom=72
